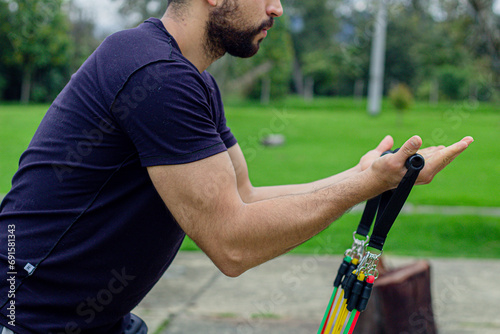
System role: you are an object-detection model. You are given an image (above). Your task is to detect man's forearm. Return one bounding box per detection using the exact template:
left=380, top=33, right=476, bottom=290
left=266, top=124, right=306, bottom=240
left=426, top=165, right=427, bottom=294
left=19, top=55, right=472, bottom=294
left=243, top=165, right=362, bottom=203
left=209, top=168, right=385, bottom=277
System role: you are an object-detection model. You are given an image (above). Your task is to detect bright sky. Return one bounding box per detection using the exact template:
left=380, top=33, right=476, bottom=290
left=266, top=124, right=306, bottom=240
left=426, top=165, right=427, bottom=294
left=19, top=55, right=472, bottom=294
left=73, top=0, right=126, bottom=35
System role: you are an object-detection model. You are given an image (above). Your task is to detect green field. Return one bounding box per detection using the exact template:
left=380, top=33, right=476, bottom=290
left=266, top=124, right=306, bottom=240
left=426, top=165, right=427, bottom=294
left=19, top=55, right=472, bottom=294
left=0, top=103, right=48, bottom=193
left=1, top=98, right=499, bottom=257
left=225, top=97, right=499, bottom=207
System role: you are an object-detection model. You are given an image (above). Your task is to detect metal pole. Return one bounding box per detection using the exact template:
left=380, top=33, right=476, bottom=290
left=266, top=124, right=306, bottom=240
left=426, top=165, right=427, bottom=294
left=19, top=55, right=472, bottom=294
left=367, top=0, right=388, bottom=116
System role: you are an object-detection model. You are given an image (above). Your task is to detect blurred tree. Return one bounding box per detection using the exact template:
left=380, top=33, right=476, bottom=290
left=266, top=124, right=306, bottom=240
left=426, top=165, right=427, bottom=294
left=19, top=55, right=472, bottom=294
left=0, top=0, right=11, bottom=96
left=283, top=0, right=339, bottom=96
left=67, top=0, right=101, bottom=71
left=389, top=82, right=414, bottom=125
left=2, top=0, right=73, bottom=103
left=437, top=65, right=469, bottom=99
left=466, top=0, right=499, bottom=98
left=109, top=0, right=499, bottom=102
left=384, top=10, right=420, bottom=89
left=300, top=46, right=341, bottom=96
left=333, top=10, right=372, bottom=97
left=389, top=83, right=413, bottom=110
left=111, top=0, right=166, bottom=24
left=244, top=15, right=294, bottom=101
left=430, top=0, right=499, bottom=100
left=346, top=0, right=499, bottom=102
left=285, top=0, right=338, bottom=58
left=468, top=0, right=499, bottom=63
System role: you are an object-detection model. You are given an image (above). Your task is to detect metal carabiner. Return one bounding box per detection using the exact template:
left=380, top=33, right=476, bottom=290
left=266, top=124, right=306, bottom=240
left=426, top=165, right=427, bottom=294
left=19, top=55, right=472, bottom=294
left=356, top=247, right=383, bottom=279
left=344, top=231, right=370, bottom=260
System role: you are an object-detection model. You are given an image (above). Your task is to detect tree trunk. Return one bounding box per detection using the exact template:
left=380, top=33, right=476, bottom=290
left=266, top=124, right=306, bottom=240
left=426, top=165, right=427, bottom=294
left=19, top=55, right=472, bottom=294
left=227, top=61, right=272, bottom=95
left=468, top=0, right=500, bottom=74
left=430, top=78, right=439, bottom=104
left=304, top=77, right=314, bottom=101
left=292, top=57, right=304, bottom=96
left=354, top=79, right=365, bottom=100
left=20, top=68, right=32, bottom=104
left=260, top=76, right=271, bottom=105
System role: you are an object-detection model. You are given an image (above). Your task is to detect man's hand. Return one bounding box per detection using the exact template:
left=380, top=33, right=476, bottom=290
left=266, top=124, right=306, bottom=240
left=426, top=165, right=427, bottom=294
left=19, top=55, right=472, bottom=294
left=413, top=135, right=473, bottom=185
left=363, top=135, right=474, bottom=189
left=358, top=135, right=394, bottom=171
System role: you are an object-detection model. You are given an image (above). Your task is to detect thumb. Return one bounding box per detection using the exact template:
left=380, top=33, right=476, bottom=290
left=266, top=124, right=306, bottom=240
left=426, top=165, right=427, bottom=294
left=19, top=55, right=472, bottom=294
left=375, top=135, right=394, bottom=153
left=395, top=135, right=422, bottom=164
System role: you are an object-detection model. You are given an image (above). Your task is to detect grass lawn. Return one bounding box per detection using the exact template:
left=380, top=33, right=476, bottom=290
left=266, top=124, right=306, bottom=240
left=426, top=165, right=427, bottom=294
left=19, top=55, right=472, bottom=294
left=1, top=97, right=499, bottom=257
left=0, top=104, right=47, bottom=193
left=224, top=96, right=500, bottom=207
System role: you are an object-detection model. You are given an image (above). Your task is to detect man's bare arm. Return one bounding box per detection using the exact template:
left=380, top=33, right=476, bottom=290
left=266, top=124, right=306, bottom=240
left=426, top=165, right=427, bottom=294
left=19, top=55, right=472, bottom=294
left=148, top=135, right=472, bottom=277
left=227, top=143, right=364, bottom=203
left=228, top=135, right=446, bottom=203
left=148, top=150, right=385, bottom=278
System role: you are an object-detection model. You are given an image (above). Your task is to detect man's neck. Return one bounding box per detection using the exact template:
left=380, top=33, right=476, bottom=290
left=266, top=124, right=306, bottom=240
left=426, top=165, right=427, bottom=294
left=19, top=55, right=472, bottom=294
left=161, top=6, right=218, bottom=73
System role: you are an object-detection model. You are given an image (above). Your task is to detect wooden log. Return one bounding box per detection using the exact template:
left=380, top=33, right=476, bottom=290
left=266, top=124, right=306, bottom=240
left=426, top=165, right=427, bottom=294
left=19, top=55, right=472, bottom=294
left=355, top=260, right=437, bottom=334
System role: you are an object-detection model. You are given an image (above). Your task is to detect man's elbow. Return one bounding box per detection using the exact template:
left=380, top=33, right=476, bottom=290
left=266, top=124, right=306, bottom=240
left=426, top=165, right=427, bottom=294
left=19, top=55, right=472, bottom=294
left=238, top=185, right=259, bottom=204
left=219, top=265, right=245, bottom=278
left=209, top=246, right=250, bottom=278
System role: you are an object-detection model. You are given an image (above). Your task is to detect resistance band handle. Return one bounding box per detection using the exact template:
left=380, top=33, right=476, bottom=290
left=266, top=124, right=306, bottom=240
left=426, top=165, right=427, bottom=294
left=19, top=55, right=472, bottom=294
left=346, top=277, right=365, bottom=312
left=334, top=256, right=352, bottom=288
left=356, top=195, right=381, bottom=237
left=354, top=149, right=399, bottom=238
left=367, top=152, right=425, bottom=251
left=342, top=271, right=358, bottom=300
left=356, top=276, right=375, bottom=312
left=406, top=153, right=425, bottom=170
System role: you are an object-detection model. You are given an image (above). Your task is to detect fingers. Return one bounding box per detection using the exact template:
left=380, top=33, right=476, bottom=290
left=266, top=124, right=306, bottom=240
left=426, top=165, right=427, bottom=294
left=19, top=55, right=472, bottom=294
left=417, top=136, right=474, bottom=184
left=417, top=145, right=444, bottom=160
left=374, top=135, right=394, bottom=153
left=435, top=137, right=473, bottom=167
left=394, top=135, right=422, bottom=164
left=460, top=136, right=474, bottom=147
left=370, top=135, right=473, bottom=188
left=438, top=137, right=473, bottom=162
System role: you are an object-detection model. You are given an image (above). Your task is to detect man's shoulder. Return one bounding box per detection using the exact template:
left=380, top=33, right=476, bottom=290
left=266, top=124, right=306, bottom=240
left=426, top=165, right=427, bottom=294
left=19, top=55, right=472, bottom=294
left=87, top=20, right=197, bottom=104
left=98, top=22, right=175, bottom=63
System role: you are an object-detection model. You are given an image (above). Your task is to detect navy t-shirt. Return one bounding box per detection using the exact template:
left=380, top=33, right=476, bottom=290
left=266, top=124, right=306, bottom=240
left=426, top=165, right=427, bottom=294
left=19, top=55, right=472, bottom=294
left=0, top=18, right=237, bottom=333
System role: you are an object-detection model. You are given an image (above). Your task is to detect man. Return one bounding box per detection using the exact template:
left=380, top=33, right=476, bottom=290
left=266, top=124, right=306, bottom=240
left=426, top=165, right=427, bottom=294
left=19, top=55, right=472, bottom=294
left=0, top=0, right=473, bottom=333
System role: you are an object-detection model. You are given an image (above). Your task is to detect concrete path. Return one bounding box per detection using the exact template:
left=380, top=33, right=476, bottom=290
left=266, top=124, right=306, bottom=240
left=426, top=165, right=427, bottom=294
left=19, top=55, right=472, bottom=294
left=133, top=252, right=500, bottom=334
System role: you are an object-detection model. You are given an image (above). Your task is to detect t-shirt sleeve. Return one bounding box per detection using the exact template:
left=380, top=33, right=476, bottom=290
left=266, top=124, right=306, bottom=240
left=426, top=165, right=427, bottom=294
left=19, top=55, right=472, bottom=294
left=111, top=61, right=233, bottom=167
left=203, top=72, right=238, bottom=150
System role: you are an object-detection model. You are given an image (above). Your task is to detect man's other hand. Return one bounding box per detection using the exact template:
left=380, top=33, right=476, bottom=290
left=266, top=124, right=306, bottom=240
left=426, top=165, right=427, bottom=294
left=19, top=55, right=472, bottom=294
left=364, top=135, right=474, bottom=189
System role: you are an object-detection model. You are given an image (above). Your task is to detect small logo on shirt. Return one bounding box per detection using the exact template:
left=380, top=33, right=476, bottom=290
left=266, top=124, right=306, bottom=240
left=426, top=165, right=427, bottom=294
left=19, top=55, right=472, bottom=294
left=24, top=263, right=35, bottom=275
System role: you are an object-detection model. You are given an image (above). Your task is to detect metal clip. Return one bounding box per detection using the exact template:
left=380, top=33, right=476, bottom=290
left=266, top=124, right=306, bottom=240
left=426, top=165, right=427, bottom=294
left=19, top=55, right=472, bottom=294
left=357, top=247, right=383, bottom=279
left=344, top=231, right=370, bottom=260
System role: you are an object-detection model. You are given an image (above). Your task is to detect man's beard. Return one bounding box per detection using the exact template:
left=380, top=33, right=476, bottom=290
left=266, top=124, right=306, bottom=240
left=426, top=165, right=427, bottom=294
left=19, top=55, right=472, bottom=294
left=205, top=0, right=273, bottom=60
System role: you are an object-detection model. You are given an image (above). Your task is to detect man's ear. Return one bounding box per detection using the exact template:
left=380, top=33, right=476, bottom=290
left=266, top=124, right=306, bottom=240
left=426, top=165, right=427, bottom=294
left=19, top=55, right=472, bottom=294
left=206, top=0, right=217, bottom=7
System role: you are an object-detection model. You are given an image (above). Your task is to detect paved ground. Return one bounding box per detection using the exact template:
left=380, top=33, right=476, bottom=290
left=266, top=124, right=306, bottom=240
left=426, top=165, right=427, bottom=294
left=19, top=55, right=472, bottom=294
left=133, top=252, right=500, bottom=334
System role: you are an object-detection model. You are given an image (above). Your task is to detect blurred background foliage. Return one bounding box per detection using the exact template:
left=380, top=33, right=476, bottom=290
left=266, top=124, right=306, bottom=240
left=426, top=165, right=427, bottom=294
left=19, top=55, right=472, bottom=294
left=0, top=0, right=498, bottom=103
